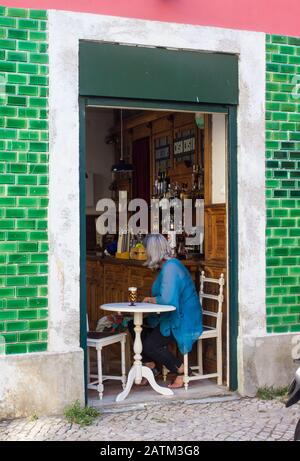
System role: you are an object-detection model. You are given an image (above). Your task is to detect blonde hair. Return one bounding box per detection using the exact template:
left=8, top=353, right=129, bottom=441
left=144, top=234, right=172, bottom=269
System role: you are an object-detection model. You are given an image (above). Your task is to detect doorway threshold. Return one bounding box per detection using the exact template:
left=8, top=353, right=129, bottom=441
left=88, top=378, right=238, bottom=414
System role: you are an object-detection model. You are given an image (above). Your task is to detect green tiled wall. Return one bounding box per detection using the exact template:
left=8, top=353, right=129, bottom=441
left=266, top=34, right=300, bottom=333
left=0, top=7, right=48, bottom=354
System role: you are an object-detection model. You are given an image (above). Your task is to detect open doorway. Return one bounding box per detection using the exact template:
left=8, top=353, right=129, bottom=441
left=83, top=104, right=230, bottom=407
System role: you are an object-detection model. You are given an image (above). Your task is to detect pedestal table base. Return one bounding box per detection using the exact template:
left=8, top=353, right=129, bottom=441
left=116, top=365, right=174, bottom=402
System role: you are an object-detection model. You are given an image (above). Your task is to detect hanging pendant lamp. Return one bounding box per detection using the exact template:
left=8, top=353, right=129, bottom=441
left=111, top=109, right=134, bottom=173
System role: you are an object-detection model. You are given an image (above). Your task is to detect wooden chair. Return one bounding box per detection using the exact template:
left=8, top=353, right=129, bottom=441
left=87, top=316, right=127, bottom=399
left=162, top=271, right=224, bottom=390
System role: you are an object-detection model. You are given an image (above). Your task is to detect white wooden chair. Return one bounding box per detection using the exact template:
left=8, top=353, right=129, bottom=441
left=163, top=271, right=224, bottom=390
left=87, top=316, right=127, bottom=399
left=184, top=271, right=224, bottom=389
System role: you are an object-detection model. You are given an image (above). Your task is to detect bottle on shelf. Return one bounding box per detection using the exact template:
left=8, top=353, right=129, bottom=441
left=162, top=171, right=167, bottom=197
left=166, top=183, right=172, bottom=200
left=197, top=168, right=204, bottom=196
left=173, top=182, right=180, bottom=199
left=154, top=171, right=170, bottom=199
left=154, top=175, right=159, bottom=197
left=158, top=172, right=162, bottom=197
left=167, top=219, right=177, bottom=257
left=192, top=164, right=199, bottom=192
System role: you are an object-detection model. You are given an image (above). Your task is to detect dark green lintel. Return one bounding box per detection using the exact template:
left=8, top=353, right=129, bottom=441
left=79, top=41, right=238, bottom=105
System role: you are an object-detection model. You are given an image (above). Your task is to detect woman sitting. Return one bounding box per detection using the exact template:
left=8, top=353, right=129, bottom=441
left=128, top=233, right=203, bottom=388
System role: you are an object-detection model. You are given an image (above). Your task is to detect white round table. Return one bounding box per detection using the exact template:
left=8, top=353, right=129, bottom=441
left=101, top=302, right=176, bottom=402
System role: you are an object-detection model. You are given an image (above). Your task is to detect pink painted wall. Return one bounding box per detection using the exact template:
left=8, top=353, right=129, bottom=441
left=1, top=0, right=300, bottom=37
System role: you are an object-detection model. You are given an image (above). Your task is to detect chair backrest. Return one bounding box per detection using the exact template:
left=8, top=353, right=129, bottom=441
left=199, top=271, right=225, bottom=330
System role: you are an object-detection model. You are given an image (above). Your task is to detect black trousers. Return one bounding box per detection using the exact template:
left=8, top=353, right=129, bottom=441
left=127, top=319, right=182, bottom=374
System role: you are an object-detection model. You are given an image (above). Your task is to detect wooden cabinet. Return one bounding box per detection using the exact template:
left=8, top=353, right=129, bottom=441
left=103, top=263, right=127, bottom=306
left=204, top=204, right=227, bottom=262
left=86, top=259, right=104, bottom=330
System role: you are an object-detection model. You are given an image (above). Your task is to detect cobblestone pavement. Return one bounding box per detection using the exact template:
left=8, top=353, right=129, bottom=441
left=0, top=397, right=299, bottom=441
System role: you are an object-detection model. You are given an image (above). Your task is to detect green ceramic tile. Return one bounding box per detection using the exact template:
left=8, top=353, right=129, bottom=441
left=19, top=331, right=39, bottom=342
left=6, top=321, right=28, bottom=332
left=5, top=343, right=27, bottom=354
left=27, top=342, right=47, bottom=352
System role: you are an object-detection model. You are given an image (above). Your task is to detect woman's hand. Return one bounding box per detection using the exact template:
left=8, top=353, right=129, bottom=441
left=143, top=296, right=157, bottom=304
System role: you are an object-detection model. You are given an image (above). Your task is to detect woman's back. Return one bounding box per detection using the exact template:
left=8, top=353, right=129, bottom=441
left=153, top=258, right=203, bottom=354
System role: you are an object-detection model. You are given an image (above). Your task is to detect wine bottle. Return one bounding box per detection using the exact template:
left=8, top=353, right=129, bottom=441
left=154, top=175, right=158, bottom=197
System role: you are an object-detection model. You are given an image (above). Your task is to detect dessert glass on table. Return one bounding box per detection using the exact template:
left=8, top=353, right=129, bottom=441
left=128, top=287, right=138, bottom=306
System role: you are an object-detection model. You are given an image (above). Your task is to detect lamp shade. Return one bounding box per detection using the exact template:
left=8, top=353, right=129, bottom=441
left=111, top=159, right=134, bottom=173
left=111, top=108, right=134, bottom=173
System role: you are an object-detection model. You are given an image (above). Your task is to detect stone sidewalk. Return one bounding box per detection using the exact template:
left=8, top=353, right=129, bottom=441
left=0, top=397, right=299, bottom=441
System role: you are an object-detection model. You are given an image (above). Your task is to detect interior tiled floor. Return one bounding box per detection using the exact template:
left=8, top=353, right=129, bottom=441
left=88, top=376, right=230, bottom=410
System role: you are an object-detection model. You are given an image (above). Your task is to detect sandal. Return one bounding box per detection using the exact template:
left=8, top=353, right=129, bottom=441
left=168, top=368, right=192, bottom=389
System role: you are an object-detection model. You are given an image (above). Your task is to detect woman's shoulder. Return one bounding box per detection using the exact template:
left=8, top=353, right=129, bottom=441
left=164, top=257, right=180, bottom=266
left=163, top=258, right=184, bottom=272
left=166, top=258, right=196, bottom=283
